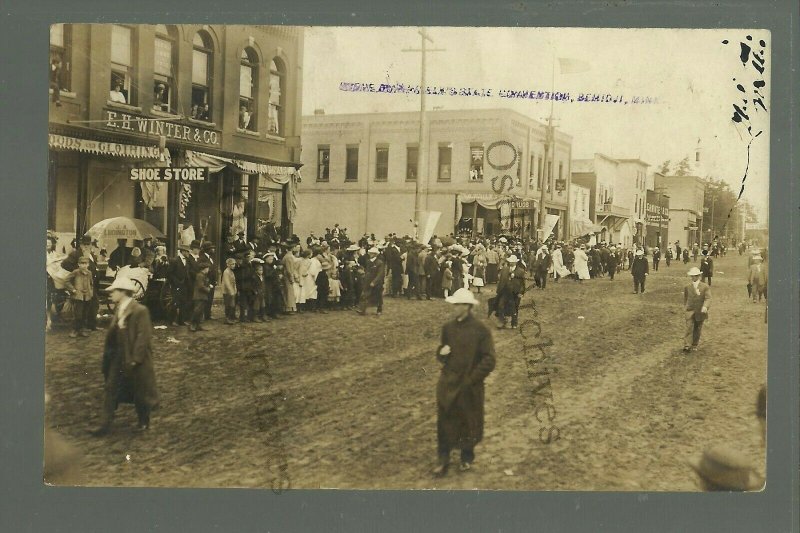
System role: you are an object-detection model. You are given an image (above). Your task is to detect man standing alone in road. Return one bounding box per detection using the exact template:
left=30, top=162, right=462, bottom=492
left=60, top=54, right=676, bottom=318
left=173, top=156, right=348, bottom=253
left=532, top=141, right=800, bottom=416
left=631, top=248, right=649, bottom=294
left=432, top=288, right=496, bottom=477
left=683, top=266, right=711, bottom=353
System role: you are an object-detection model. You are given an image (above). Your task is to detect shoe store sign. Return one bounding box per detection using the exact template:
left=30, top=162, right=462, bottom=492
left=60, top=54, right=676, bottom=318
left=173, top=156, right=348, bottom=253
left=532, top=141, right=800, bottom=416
left=130, top=167, right=210, bottom=182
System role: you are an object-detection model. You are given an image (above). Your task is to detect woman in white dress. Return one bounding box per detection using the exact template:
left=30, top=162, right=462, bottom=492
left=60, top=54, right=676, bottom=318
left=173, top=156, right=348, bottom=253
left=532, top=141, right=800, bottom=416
left=551, top=245, right=570, bottom=280
left=297, top=249, right=319, bottom=310
left=281, top=245, right=299, bottom=312
left=573, top=244, right=591, bottom=282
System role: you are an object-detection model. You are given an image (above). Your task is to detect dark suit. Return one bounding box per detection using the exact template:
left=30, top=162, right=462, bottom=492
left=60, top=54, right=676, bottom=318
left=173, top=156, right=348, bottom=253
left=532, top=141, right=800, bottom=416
left=683, top=281, right=711, bottom=348
left=358, top=257, right=385, bottom=313
left=167, top=256, right=191, bottom=324
left=700, top=257, right=714, bottom=286
left=630, top=256, right=649, bottom=293
left=201, top=252, right=218, bottom=318
left=99, top=300, right=159, bottom=430
left=191, top=271, right=211, bottom=329
left=384, top=246, right=402, bottom=296
left=108, top=245, right=132, bottom=271
left=423, top=253, right=439, bottom=299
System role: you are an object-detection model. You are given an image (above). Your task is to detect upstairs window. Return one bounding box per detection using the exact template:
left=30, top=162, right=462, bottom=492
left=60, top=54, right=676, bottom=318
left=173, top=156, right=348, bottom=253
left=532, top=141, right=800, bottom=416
left=50, top=24, right=71, bottom=93
left=469, top=144, right=484, bottom=181
left=438, top=145, right=452, bottom=181
left=317, top=146, right=330, bottom=181
left=110, top=25, right=134, bottom=105
left=153, top=25, right=177, bottom=113
left=345, top=146, right=359, bottom=181
left=239, top=47, right=259, bottom=131
left=268, top=58, right=285, bottom=135
left=406, top=145, right=419, bottom=182
left=191, top=31, right=213, bottom=121
left=375, top=146, right=389, bottom=181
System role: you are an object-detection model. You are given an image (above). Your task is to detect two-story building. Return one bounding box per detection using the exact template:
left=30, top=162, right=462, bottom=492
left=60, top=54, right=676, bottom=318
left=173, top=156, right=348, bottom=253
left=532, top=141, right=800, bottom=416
left=653, top=174, right=705, bottom=248
left=645, top=184, right=670, bottom=249
left=614, top=159, right=651, bottom=246
left=296, top=108, right=573, bottom=240
left=48, top=24, right=304, bottom=259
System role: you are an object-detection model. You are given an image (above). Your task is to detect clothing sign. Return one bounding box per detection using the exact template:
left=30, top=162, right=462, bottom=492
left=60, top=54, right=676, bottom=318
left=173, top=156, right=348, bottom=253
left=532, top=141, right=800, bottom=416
left=130, top=167, right=209, bottom=182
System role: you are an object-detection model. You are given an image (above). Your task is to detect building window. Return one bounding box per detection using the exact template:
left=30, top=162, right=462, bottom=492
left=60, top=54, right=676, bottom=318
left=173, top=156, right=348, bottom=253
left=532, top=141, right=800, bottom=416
left=153, top=25, right=177, bottom=113
left=110, top=25, right=134, bottom=104
left=239, top=47, right=259, bottom=131
left=375, top=146, right=389, bottom=181
left=317, top=146, right=330, bottom=181
left=546, top=161, right=553, bottom=192
left=345, top=146, right=359, bottom=181
left=438, top=145, right=452, bottom=181
left=406, top=145, right=419, bottom=182
left=50, top=24, right=71, bottom=93
left=191, top=31, right=213, bottom=121
left=469, top=144, right=484, bottom=181
left=268, top=58, right=285, bottom=136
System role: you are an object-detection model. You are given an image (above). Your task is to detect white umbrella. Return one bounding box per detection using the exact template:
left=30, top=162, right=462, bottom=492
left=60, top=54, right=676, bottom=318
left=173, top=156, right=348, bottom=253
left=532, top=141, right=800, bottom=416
left=86, top=216, right=165, bottom=251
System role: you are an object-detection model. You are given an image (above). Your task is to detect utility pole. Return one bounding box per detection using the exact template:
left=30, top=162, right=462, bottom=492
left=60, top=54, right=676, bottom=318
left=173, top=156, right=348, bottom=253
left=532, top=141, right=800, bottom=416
left=402, top=28, right=445, bottom=237
left=539, top=57, right=556, bottom=236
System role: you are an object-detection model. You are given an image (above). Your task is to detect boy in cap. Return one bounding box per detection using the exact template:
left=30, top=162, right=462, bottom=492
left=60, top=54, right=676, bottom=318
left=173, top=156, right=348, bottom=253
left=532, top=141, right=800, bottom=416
left=190, top=262, right=211, bottom=332
left=63, top=256, right=95, bottom=338
left=683, top=266, right=711, bottom=353
left=221, top=258, right=238, bottom=324
left=432, top=288, right=496, bottom=477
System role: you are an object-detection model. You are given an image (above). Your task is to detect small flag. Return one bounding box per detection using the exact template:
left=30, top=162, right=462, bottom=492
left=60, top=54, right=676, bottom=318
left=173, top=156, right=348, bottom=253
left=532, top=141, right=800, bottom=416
left=558, top=57, right=591, bottom=74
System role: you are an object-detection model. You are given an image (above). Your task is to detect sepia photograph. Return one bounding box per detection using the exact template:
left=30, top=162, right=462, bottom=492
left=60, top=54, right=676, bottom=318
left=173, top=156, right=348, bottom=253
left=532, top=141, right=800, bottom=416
left=44, top=25, right=769, bottom=491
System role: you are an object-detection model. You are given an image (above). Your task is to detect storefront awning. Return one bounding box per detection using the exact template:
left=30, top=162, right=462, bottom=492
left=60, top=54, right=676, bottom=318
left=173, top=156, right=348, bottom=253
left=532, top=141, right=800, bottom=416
left=48, top=133, right=164, bottom=160
left=183, top=150, right=302, bottom=222
left=571, top=218, right=602, bottom=237
left=455, top=193, right=538, bottom=226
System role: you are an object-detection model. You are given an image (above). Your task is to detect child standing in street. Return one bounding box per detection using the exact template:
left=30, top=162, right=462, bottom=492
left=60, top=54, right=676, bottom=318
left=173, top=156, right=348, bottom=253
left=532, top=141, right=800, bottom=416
left=190, top=262, right=211, bottom=332
left=442, top=261, right=453, bottom=299
left=64, top=256, right=94, bottom=338
left=222, top=258, right=238, bottom=325
left=329, top=269, right=343, bottom=308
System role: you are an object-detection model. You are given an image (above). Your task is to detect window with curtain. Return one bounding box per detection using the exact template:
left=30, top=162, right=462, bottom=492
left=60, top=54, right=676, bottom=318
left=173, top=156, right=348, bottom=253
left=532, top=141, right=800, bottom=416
left=153, top=25, right=177, bottom=113
left=317, top=146, right=330, bottom=181
left=110, top=25, right=134, bottom=104
left=191, top=31, right=213, bottom=121
left=268, top=58, right=285, bottom=135
left=469, top=144, right=484, bottom=181
left=239, top=47, right=258, bottom=131
left=438, top=145, right=452, bottom=181
left=50, top=24, right=71, bottom=93
left=406, top=145, right=419, bottom=181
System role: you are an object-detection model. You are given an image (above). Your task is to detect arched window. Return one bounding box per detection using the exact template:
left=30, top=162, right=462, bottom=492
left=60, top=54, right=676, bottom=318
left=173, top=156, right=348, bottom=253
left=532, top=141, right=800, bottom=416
left=110, top=24, right=134, bottom=104
left=153, top=24, right=178, bottom=113
left=239, top=47, right=259, bottom=131
left=191, top=30, right=213, bottom=121
left=267, top=57, right=285, bottom=135
left=50, top=24, right=71, bottom=95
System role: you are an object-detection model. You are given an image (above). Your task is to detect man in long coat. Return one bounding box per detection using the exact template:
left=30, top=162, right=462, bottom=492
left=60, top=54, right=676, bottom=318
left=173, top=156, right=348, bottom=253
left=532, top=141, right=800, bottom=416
left=91, top=277, right=159, bottom=435
left=700, top=250, right=714, bottom=286
left=432, top=288, right=496, bottom=476
left=683, top=266, right=711, bottom=353
left=631, top=249, right=649, bottom=294
left=357, top=247, right=385, bottom=315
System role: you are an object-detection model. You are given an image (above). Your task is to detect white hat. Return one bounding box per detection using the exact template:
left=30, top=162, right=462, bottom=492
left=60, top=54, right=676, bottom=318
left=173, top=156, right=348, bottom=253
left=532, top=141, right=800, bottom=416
left=445, top=287, right=480, bottom=306
left=368, top=246, right=380, bottom=254
left=687, top=267, right=701, bottom=276
left=105, top=277, right=137, bottom=292
left=346, top=244, right=361, bottom=252
left=506, top=254, right=519, bottom=263
left=498, top=237, right=508, bottom=243
left=635, top=249, right=644, bottom=256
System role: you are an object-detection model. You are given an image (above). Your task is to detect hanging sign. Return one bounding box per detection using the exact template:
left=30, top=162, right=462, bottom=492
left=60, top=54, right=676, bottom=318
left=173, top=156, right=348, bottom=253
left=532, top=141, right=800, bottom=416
left=130, top=167, right=209, bottom=182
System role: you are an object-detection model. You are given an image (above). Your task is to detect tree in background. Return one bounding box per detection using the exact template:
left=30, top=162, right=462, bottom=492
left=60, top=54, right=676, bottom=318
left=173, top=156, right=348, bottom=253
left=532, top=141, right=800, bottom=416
left=702, top=176, right=741, bottom=242
left=674, top=156, right=692, bottom=176
left=657, top=160, right=671, bottom=175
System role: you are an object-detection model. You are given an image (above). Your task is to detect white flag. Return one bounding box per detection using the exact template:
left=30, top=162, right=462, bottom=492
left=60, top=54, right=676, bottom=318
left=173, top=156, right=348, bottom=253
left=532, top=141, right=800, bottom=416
left=558, top=57, right=591, bottom=74
left=420, top=210, right=441, bottom=245
left=542, top=214, right=560, bottom=239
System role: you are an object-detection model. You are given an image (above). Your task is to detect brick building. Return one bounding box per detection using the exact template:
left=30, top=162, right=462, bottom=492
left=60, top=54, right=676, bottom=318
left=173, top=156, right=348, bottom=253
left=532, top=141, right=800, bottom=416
left=48, top=24, right=304, bottom=259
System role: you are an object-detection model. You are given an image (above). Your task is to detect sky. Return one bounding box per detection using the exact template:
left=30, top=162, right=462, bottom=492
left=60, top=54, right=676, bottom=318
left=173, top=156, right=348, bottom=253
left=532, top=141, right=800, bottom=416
left=301, top=27, right=771, bottom=220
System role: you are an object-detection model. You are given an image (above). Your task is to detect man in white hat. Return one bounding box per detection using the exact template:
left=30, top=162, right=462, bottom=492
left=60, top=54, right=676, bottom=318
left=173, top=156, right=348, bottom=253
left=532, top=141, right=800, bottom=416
left=683, top=266, right=711, bottom=353
left=432, top=288, right=496, bottom=477
left=91, top=277, right=159, bottom=436
left=630, top=248, right=649, bottom=294
left=495, top=254, right=526, bottom=329
left=357, top=246, right=385, bottom=315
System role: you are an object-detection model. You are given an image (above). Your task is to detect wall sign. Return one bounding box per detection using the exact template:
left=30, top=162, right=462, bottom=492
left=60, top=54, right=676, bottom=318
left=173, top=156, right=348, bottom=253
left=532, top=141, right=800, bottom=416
left=130, top=167, right=210, bottom=182
left=104, top=109, right=220, bottom=146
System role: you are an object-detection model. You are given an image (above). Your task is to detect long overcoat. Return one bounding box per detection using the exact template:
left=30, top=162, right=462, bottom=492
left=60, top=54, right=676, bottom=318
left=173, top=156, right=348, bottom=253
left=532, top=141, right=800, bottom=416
left=102, top=300, right=160, bottom=410
left=436, top=314, right=496, bottom=449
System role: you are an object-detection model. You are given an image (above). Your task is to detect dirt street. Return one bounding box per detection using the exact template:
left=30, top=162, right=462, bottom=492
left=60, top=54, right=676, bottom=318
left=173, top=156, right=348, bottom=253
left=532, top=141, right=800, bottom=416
left=44, top=253, right=766, bottom=490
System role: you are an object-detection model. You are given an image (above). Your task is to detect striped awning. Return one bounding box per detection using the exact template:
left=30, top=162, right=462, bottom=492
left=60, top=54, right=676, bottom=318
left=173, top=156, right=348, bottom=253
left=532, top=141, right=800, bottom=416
left=48, top=133, right=163, bottom=160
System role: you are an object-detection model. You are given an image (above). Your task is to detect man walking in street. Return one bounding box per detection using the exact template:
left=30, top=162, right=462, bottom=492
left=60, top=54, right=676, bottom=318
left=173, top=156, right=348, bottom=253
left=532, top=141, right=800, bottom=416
left=683, top=266, right=711, bottom=353
left=652, top=246, right=661, bottom=271
left=700, top=249, right=714, bottom=286
left=167, top=244, right=191, bottom=326
left=496, top=255, right=525, bottom=328
left=432, top=287, right=496, bottom=477
left=357, top=247, right=385, bottom=315
left=631, top=248, right=649, bottom=294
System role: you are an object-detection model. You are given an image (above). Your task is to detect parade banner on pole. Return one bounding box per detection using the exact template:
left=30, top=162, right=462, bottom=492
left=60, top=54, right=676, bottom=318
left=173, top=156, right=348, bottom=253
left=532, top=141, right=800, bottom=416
left=420, top=210, right=441, bottom=245
left=542, top=214, right=560, bottom=239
